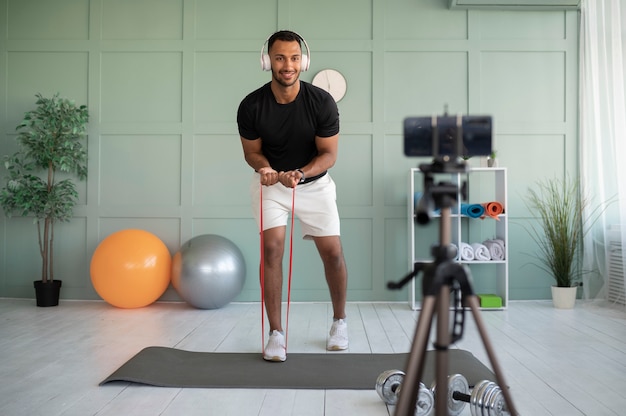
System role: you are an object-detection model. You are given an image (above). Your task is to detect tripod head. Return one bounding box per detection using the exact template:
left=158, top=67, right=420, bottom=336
left=415, top=157, right=468, bottom=226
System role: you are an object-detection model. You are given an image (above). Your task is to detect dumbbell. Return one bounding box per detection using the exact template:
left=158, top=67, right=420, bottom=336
left=430, top=373, right=470, bottom=416
left=431, top=374, right=510, bottom=416
left=466, top=379, right=509, bottom=416
left=375, top=369, right=434, bottom=415
left=376, top=369, right=405, bottom=406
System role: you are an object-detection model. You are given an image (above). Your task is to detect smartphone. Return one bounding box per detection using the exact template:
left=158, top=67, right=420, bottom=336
left=403, top=115, right=492, bottom=157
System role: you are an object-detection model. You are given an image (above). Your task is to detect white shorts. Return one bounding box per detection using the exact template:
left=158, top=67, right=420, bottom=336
left=250, top=172, right=341, bottom=240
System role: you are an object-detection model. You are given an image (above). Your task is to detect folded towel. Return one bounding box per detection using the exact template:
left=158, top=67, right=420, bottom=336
left=450, top=243, right=458, bottom=260
left=448, top=243, right=459, bottom=259
left=460, top=203, right=485, bottom=218
left=458, top=242, right=475, bottom=261
left=481, top=201, right=504, bottom=220
left=471, top=243, right=491, bottom=261
left=483, top=239, right=505, bottom=260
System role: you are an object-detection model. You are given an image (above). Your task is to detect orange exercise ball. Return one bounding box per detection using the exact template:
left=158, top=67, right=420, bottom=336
left=90, top=229, right=171, bottom=308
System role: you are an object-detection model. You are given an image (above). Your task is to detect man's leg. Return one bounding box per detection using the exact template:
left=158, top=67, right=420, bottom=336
left=261, top=226, right=288, bottom=361
left=262, top=226, right=286, bottom=331
left=313, top=235, right=347, bottom=320
left=314, top=235, right=349, bottom=351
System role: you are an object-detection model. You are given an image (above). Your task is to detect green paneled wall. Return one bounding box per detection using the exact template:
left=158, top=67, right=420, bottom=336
left=0, top=0, right=579, bottom=304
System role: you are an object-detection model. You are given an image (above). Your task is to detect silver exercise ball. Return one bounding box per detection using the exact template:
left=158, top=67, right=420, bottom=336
left=171, top=234, right=246, bottom=309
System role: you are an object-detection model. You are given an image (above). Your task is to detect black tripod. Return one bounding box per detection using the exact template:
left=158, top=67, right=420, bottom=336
left=389, top=158, right=518, bottom=416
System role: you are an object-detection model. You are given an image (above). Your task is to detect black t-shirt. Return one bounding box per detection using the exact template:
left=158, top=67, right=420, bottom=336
left=237, top=81, right=340, bottom=172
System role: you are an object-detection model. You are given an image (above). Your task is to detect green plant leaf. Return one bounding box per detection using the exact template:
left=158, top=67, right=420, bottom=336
left=523, top=175, right=608, bottom=287
left=0, top=93, right=89, bottom=282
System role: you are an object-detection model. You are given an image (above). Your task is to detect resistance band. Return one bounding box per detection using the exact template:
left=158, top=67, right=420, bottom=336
left=260, top=182, right=297, bottom=354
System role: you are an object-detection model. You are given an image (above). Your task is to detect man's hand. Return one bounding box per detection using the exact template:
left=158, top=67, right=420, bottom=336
left=278, top=170, right=303, bottom=188
left=258, top=167, right=279, bottom=186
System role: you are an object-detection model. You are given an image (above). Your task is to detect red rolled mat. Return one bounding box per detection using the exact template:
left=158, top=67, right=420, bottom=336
left=481, top=201, right=504, bottom=220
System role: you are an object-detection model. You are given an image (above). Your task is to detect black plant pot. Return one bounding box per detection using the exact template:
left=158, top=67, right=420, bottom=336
left=34, top=280, right=62, bottom=307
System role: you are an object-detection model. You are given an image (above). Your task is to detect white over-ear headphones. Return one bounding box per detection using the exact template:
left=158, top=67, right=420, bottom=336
left=260, top=31, right=310, bottom=72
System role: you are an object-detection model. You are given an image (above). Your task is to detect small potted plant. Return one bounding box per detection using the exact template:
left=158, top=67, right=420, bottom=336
left=524, top=175, right=603, bottom=308
left=487, top=150, right=497, bottom=167
left=0, top=93, right=89, bottom=306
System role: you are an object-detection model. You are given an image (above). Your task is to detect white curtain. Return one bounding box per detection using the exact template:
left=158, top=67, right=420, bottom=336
left=580, top=0, right=626, bottom=309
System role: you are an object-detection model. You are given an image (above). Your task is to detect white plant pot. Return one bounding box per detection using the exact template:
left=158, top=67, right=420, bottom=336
left=551, top=286, right=577, bottom=309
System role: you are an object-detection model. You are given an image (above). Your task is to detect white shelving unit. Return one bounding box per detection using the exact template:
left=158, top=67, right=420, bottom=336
left=408, top=167, right=508, bottom=310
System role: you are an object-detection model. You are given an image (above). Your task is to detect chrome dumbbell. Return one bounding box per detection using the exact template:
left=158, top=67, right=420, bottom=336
left=376, top=369, right=405, bottom=406
left=375, top=369, right=434, bottom=415
left=431, top=374, right=510, bottom=416
left=466, top=379, right=509, bottom=416
left=396, top=382, right=435, bottom=415
left=430, top=373, right=470, bottom=416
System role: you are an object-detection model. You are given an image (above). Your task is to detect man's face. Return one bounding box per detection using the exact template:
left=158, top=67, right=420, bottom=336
left=269, top=39, right=302, bottom=88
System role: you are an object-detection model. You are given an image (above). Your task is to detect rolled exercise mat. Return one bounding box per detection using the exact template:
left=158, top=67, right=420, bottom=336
left=460, top=203, right=485, bottom=218
left=481, top=201, right=504, bottom=220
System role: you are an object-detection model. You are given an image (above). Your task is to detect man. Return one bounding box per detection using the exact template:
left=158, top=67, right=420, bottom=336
left=237, top=30, right=348, bottom=362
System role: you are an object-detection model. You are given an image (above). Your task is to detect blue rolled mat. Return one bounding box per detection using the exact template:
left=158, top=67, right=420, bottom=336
left=460, top=203, right=485, bottom=218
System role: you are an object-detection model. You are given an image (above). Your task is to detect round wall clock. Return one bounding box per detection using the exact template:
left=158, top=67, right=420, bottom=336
left=312, top=69, right=347, bottom=102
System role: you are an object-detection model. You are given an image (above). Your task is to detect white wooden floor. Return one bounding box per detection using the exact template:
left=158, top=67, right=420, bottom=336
left=0, top=298, right=625, bottom=416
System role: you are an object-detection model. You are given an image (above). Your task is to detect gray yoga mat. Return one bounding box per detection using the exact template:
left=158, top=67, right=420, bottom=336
left=100, top=347, right=495, bottom=389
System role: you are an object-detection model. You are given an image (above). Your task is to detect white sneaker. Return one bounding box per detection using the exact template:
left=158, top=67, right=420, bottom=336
left=327, top=319, right=349, bottom=351
left=263, top=330, right=286, bottom=362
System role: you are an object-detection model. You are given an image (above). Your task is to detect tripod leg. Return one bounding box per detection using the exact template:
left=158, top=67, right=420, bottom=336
left=466, top=295, right=519, bottom=416
left=394, top=295, right=437, bottom=416
left=434, top=286, right=450, bottom=416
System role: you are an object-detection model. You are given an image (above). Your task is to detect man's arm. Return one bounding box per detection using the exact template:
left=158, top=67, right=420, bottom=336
left=300, top=134, right=339, bottom=179
left=240, top=137, right=279, bottom=186
left=280, top=134, right=340, bottom=188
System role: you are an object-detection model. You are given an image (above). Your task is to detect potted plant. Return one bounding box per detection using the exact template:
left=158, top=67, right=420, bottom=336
left=524, top=175, right=600, bottom=308
left=487, top=150, right=497, bottom=167
left=0, top=93, right=89, bottom=306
